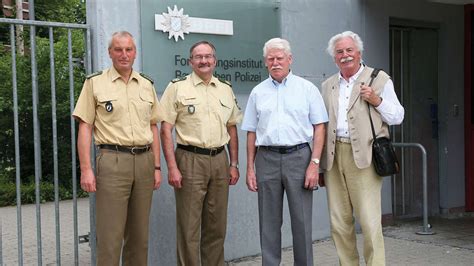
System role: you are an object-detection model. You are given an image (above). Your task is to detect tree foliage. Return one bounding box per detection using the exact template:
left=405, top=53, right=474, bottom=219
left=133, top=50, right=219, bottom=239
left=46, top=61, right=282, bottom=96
left=0, top=0, right=87, bottom=205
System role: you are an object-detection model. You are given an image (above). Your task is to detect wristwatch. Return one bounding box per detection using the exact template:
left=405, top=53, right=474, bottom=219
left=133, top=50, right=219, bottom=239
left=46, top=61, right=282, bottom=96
left=230, top=162, right=239, bottom=169
left=311, top=158, right=320, bottom=165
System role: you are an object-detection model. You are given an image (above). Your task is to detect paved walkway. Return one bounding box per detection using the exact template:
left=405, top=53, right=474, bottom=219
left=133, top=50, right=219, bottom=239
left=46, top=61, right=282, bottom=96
left=0, top=198, right=91, bottom=265
left=228, top=215, right=474, bottom=265
left=1, top=199, right=474, bottom=265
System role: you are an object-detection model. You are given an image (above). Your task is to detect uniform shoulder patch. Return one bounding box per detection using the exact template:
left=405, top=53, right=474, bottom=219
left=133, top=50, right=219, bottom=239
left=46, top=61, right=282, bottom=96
left=140, top=72, right=154, bottom=84
left=171, top=76, right=187, bottom=83
left=86, top=71, right=103, bottom=79
left=218, top=78, right=232, bottom=87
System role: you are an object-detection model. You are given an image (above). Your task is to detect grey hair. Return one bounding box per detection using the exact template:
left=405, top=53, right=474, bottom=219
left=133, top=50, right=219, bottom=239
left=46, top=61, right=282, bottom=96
left=108, top=31, right=135, bottom=49
left=326, top=31, right=364, bottom=57
left=263, top=38, right=292, bottom=57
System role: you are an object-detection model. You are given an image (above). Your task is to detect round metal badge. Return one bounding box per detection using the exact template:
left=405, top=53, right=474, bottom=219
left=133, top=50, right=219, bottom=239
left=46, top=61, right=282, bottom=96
left=188, top=105, right=195, bottom=114
left=105, top=101, right=113, bottom=112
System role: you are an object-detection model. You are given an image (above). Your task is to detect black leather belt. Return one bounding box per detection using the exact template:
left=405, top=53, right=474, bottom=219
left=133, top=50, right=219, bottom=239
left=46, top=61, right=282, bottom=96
left=98, top=144, right=151, bottom=155
left=259, top=142, right=309, bottom=154
left=177, top=144, right=225, bottom=156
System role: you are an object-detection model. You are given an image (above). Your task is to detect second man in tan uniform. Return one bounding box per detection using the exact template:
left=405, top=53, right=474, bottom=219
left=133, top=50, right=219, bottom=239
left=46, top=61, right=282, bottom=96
left=160, top=41, right=242, bottom=266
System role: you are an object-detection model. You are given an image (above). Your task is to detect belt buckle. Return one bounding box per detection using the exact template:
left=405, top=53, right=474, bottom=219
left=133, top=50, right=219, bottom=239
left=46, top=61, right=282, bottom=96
left=209, top=148, right=217, bottom=156
left=130, top=146, right=136, bottom=155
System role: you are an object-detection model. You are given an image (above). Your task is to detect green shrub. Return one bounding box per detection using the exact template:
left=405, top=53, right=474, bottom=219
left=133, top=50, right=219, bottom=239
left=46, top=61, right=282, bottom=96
left=0, top=181, right=87, bottom=207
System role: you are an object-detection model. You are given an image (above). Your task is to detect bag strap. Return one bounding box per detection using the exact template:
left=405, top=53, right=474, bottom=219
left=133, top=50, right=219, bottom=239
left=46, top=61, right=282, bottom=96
left=367, top=68, right=380, bottom=140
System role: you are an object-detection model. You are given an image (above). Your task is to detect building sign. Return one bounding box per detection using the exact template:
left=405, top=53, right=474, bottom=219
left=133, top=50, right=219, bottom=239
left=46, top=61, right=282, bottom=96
left=173, top=54, right=264, bottom=82
left=141, top=0, right=280, bottom=93
left=155, top=5, right=233, bottom=42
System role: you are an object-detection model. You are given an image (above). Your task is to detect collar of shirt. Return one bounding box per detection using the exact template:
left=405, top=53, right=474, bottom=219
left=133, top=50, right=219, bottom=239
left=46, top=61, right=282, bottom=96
left=338, top=64, right=364, bottom=84
left=108, top=66, right=138, bottom=83
left=336, top=64, right=364, bottom=138
left=270, top=71, right=293, bottom=88
left=191, top=71, right=218, bottom=87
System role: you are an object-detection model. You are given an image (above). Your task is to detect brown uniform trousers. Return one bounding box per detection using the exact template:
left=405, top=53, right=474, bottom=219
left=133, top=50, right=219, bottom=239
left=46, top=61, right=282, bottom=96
left=174, top=147, right=230, bottom=266
left=95, top=148, right=155, bottom=266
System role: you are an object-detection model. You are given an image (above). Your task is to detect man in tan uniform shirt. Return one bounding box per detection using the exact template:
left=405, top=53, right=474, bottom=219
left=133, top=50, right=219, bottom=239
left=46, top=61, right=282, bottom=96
left=160, top=41, right=242, bottom=266
left=73, top=31, right=162, bottom=266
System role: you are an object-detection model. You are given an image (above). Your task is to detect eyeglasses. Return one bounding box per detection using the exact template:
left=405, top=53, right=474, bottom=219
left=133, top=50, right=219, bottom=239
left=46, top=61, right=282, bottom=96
left=191, top=54, right=215, bottom=61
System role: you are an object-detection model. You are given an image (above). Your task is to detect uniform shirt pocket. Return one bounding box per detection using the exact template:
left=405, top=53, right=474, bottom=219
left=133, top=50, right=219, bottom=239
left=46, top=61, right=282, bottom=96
left=218, top=98, right=232, bottom=122
left=176, top=97, right=201, bottom=128
left=178, top=98, right=200, bottom=115
left=96, top=93, right=120, bottom=123
left=137, top=90, right=154, bottom=120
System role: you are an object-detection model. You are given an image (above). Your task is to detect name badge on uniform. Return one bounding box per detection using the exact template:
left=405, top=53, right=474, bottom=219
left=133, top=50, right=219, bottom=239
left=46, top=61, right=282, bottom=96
left=105, top=101, right=113, bottom=112
left=188, top=105, right=195, bottom=114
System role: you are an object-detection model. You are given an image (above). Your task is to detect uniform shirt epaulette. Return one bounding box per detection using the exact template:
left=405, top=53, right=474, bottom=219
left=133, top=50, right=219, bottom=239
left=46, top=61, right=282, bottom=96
left=140, top=72, right=154, bottom=84
left=86, top=71, right=103, bottom=79
left=171, top=76, right=187, bottom=83
left=218, top=78, right=232, bottom=87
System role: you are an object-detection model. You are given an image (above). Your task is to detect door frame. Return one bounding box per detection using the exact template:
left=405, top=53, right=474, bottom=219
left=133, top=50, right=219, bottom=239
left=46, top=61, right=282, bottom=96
left=465, top=4, right=474, bottom=211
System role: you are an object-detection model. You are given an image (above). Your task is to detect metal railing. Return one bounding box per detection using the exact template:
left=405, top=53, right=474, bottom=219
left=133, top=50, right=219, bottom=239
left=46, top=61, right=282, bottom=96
left=392, top=142, right=434, bottom=235
left=0, top=17, right=92, bottom=265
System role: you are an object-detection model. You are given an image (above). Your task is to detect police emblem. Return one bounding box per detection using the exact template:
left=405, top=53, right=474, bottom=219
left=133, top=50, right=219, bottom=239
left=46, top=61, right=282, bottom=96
left=105, top=101, right=113, bottom=112
left=188, top=105, right=195, bottom=114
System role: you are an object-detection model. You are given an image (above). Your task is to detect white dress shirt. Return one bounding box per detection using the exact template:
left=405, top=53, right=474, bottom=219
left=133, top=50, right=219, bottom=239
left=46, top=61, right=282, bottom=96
left=336, top=65, right=404, bottom=138
left=242, top=72, right=328, bottom=146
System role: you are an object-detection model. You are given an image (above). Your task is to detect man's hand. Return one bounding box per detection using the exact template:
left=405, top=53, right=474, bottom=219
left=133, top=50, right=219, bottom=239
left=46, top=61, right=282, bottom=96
left=168, top=167, right=183, bottom=188
left=246, top=168, right=258, bottom=192
left=80, top=168, right=96, bottom=192
left=153, top=170, right=162, bottom=190
left=304, top=163, right=319, bottom=190
left=360, top=84, right=382, bottom=107
left=229, top=166, right=240, bottom=185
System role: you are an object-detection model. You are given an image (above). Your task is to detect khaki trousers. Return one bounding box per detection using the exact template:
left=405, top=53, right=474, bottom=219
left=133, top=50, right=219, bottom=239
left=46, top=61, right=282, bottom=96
left=175, top=148, right=230, bottom=266
left=325, top=142, right=385, bottom=266
left=95, top=149, right=155, bottom=266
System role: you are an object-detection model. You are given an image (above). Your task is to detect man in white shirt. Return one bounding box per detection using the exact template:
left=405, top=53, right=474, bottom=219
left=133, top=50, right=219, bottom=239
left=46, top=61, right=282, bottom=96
left=242, top=38, right=328, bottom=266
left=321, top=31, right=404, bottom=266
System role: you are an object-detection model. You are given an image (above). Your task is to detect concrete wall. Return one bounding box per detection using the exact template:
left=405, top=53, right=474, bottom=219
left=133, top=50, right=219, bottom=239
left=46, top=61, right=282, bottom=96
left=86, top=0, right=142, bottom=71
left=86, top=0, right=466, bottom=264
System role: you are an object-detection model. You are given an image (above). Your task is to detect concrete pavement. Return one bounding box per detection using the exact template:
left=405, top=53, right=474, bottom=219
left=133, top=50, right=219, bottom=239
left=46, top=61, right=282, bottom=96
left=228, top=215, right=474, bottom=265
left=1, top=198, right=474, bottom=265
left=0, top=198, right=91, bottom=265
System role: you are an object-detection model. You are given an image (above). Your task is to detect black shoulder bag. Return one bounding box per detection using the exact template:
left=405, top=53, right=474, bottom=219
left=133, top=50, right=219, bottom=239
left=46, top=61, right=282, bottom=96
left=367, top=69, right=400, bottom=176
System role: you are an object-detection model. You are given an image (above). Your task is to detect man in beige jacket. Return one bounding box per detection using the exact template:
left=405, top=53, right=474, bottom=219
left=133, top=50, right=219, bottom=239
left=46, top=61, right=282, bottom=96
left=321, top=31, right=404, bottom=266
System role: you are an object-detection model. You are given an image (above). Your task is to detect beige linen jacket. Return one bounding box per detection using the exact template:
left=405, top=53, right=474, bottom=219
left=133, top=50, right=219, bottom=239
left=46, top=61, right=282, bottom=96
left=321, top=66, right=391, bottom=170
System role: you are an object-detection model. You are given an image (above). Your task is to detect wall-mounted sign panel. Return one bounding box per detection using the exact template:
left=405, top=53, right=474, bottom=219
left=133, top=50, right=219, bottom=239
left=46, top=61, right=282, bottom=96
left=155, top=5, right=234, bottom=41
left=141, top=0, right=281, bottom=94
